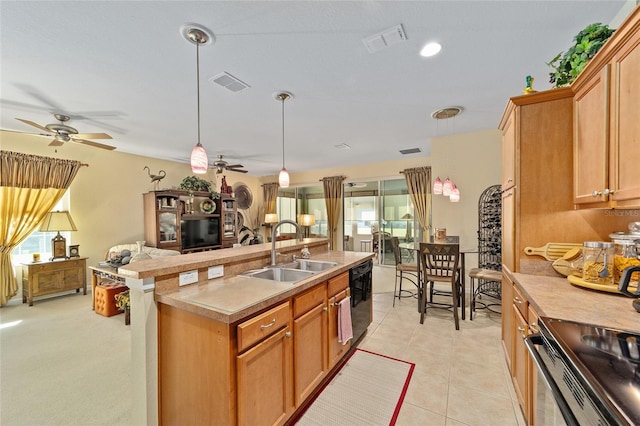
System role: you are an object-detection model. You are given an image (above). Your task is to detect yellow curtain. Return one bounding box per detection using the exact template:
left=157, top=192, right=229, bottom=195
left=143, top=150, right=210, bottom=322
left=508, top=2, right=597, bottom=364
left=321, top=176, right=345, bottom=250
left=401, top=167, right=432, bottom=242
left=0, top=151, right=85, bottom=305
left=262, top=182, right=279, bottom=214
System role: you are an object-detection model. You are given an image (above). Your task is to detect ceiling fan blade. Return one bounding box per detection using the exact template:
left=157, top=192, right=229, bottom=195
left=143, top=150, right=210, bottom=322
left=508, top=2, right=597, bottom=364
left=74, top=132, right=112, bottom=140
left=228, top=168, right=248, bottom=174
left=72, top=138, right=116, bottom=150
left=48, top=139, right=64, bottom=147
left=0, top=129, right=49, bottom=137
left=15, top=118, right=51, bottom=133
left=226, top=164, right=244, bottom=168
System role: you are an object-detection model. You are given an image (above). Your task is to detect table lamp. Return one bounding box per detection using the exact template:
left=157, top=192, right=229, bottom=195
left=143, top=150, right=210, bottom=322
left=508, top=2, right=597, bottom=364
left=39, top=211, right=77, bottom=261
left=401, top=213, right=413, bottom=241
left=265, top=213, right=279, bottom=241
left=299, top=214, right=316, bottom=238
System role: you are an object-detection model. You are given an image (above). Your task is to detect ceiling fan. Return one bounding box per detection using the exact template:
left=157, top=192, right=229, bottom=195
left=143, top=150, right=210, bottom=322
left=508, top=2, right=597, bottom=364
left=7, top=113, right=115, bottom=150
left=211, top=155, right=247, bottom=174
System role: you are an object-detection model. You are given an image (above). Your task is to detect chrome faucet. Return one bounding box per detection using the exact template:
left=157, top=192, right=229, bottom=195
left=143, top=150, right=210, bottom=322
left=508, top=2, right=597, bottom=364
left=271, top=219, right=303, bottom=265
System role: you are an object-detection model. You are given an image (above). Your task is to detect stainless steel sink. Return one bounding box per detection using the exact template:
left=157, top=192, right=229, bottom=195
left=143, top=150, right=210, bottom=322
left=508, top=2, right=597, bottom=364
left=279, top=259, right=338, bottom=272
left=241, top=267, right=315, bottom=283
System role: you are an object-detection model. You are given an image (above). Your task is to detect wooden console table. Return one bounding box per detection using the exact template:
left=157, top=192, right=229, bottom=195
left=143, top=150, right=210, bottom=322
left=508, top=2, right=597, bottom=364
left=21, top=257, right=88, bottom=306
left=89, top=265, right=127, bottom=310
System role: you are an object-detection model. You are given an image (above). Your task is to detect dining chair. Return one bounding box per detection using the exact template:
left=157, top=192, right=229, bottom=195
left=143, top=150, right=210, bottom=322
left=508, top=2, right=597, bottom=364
left=419, top=242, right=462, bottom=330
left=391, top=237, right=419, bottom=307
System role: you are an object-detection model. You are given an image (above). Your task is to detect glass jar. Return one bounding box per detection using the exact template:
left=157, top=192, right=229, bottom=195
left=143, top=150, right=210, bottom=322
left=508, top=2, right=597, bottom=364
left=582, top=241, right=614, bottom=285
left=612, top=239, right=640, bottom=283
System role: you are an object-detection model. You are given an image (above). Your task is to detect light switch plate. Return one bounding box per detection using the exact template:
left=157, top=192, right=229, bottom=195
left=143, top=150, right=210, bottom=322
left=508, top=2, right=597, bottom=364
left=179, top=270, right=199, bottom=286
left=208, top=265, right=224, bottom=279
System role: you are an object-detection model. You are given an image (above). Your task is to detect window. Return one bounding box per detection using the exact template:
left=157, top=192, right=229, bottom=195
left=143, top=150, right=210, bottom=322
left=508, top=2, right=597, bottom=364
left=12, top=194, right=71, bottom=264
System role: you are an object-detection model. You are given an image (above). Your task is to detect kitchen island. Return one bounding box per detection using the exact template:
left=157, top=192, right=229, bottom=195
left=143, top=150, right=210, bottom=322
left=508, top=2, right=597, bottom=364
left=118, top=238, right=374, bottom=426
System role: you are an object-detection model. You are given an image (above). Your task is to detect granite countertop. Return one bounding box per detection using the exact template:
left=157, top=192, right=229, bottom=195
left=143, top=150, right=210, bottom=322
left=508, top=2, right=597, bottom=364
left=155, top=251, right=373, bottom=324
left=512, top=272, right=640, bottom=333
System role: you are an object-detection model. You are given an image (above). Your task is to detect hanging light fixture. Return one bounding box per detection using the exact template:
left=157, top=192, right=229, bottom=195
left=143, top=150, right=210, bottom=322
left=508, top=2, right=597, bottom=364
left=433, top=177, right=443, bottom=195
left=275, top=92, right=293, bottom=188
left=442, top=177, right=454, bottom=196
left=183, top=25, right=213, bottom=174
left=449, top=184, right=461, bottom=202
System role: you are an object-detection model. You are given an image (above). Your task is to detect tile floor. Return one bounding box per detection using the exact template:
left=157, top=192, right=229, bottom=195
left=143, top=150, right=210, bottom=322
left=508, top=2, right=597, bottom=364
left=362, top=267, right=526, bottom=426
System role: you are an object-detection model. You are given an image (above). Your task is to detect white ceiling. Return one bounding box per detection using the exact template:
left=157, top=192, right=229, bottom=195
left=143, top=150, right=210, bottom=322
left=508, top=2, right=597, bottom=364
left=0, top=1, right=629, bottom=177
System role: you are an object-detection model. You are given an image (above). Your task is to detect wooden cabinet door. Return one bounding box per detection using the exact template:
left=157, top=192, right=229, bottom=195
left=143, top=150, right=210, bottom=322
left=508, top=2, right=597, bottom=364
left=574, top=65, right=610, bottom=205
left=610, top=28, right=640, bottom=204
left=501, top=106, right=517, bottom=191
left=512, top=307, right=528, bottom=417
left=501, top=189, right=515, bottom=273
left=293, top=303, right=327, bottom=406
left=501, top=273, right=514, bottom=370
left=527, top=305, right=540, bottom=425
left=327, top=288, right=350, bottom=369
left=237, top=326, right=293, bottom=426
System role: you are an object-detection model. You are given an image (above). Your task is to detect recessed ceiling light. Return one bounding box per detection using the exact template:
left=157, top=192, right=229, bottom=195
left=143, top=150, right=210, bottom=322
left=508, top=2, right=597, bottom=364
left=420, top=42, right=441, bottom=57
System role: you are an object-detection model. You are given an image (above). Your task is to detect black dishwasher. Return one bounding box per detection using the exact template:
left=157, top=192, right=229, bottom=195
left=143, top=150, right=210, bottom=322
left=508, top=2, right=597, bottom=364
left=349, top=259, right=373, bottom=342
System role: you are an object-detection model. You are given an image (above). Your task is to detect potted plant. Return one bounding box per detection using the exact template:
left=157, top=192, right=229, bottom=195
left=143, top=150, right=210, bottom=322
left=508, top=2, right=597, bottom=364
left=547, top=22, right=615, bottom=87
left=177, top=176, right=220, bottom=199
left=114, top=290, right=131, bottom=325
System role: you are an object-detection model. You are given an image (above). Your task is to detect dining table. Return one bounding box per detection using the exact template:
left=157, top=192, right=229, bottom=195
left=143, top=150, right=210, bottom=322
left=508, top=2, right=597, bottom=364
left=399, top=237, right=478, bottom=320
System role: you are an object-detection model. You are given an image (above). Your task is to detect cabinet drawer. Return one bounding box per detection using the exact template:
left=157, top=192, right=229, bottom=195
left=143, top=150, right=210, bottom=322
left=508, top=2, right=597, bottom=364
left=327, top=272, right=349, bottom=298
left=293, top=283, right=326, bottom=318
left=513, top=284, right=528, bottom=320
left=237, top=302, right=290, bottom=353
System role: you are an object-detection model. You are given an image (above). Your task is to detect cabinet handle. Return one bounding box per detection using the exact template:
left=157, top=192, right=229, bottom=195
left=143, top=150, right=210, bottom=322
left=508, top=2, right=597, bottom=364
left=323, top=306, right=328, bottom=312
left=285, top=331, right=291, bottom=338
left=592, top=189, right=615, bottom=197
left=513, top=296, right=522, bottom=304
left=504, top=191, right=513, bottom=198
left=517, top=326, right=526, bottom=333
left=507, top=178, right=513, bottom=183
left=529, top=323, right=539, bottom=333
left=260, top=319, right=276, bottom=330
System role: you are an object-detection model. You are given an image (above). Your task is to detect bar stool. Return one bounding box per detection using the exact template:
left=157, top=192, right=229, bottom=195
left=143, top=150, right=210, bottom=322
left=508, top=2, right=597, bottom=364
left=391, top=237, right=419, bottom=307
left=469, top=268, right=502, bottom=320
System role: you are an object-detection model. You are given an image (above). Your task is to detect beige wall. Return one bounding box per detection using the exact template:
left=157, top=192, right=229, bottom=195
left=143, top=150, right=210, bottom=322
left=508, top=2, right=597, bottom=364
left=3, top=127, right=502, bottom=298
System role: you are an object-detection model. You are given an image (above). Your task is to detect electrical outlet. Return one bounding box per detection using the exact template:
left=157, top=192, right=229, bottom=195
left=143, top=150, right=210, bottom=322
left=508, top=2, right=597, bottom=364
left=208, top=265, right=224, bottom=279
left=179, top=270, right=199, bottom=286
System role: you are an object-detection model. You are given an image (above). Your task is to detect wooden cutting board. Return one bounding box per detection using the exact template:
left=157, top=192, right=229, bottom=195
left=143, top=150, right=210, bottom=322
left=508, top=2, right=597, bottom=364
left=524, top=243, right=582, bottom=261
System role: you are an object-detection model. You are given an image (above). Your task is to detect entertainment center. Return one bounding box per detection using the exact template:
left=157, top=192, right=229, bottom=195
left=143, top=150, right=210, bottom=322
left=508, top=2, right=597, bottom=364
left=143, top=190, right=238, bottom=253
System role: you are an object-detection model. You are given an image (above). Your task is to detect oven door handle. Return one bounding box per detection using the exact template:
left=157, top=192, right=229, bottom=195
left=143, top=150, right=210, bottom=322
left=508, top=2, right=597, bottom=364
left=524, top=333, right=579, bottom=426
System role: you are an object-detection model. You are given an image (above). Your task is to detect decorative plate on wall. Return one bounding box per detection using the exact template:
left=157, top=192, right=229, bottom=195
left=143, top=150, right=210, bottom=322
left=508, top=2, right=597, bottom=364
left=233, top=183, right=253, bottom=210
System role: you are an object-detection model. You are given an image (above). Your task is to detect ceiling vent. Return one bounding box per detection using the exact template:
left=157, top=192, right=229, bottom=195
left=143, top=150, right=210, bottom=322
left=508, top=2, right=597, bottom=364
left=362, top=24, right=407, bottom=53
left=209, top=72, right=250, bottom=92
left=400, top=148, right=422, bottom=155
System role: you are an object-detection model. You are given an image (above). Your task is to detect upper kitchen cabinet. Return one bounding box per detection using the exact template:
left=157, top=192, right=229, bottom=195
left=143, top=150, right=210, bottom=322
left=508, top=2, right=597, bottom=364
left=499, top=87, right=574, bottom=274
left=573, top=6, right=640, bottom=208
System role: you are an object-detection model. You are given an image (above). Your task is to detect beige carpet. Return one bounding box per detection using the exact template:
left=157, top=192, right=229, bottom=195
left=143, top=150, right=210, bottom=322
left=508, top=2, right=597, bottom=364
left=295, top=349, right=414, bottom=426
left=0, top=292, right=132, bottom=425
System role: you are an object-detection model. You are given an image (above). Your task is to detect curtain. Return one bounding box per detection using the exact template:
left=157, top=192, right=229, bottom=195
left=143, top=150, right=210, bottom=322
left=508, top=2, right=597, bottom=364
left=262, top=182, right=279, bottom=214
left=402, top=167, right=432, bottom=242
left=0, top=151, right=85, bottom=305
left=321, top=176, right=345, bottom=250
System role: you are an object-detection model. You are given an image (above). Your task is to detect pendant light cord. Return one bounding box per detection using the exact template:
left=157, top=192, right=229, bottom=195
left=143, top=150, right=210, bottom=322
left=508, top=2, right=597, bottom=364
left=281, top=96, right=285, bottom=168
left=196, top=38, right=201, bottom=146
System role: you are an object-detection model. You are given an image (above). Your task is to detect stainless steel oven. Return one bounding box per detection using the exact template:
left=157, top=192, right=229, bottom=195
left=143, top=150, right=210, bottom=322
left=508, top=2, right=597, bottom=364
left=525, top=317, right=640, bottom=426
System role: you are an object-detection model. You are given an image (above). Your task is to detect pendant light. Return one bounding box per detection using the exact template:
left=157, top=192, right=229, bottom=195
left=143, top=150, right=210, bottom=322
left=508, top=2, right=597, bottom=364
left=433, top=177, right=443, bottom=195
left=184, top=26, right=212, bottom=174
left=442, top=177, right=454, bottom=196
left=449, top=184, right=461, bottom=202
left=275, top=92, right=293, bottom=188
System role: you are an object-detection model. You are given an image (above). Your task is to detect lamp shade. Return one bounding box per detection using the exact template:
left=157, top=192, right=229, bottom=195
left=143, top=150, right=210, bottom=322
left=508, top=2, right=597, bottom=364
left=279, top=168, right=290, bottom=188
left=265, top=213, right=279, bottom=224
left=191, top=142, right=208, bottom=174
left=299, top=214, right=316, bottom=227
left=442, top=178, right=454, bottom=196
left=433, top=177, right=443, bottom=195
left=39, top=211, right=77, bottom=232
left=449, top=185, right=460, bottom=202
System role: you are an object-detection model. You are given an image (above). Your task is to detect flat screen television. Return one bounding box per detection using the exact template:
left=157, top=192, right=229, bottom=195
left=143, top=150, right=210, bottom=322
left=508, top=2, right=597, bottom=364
left=181, top=217, right=220, bottom=251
